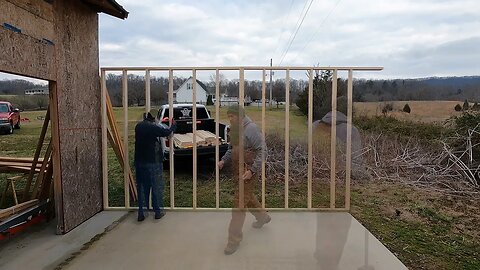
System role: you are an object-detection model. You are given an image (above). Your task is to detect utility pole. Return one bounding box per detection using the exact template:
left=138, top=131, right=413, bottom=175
left=269, top=58, right=273, bottom=109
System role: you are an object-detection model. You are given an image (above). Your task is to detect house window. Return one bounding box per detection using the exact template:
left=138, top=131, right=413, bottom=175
left=187, top=83, right=192, bottom=90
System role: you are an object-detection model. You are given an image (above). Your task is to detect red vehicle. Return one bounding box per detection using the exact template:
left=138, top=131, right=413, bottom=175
left=0, top=101, right=21, bottom=134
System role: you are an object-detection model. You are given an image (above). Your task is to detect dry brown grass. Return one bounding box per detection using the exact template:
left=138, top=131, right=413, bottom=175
left=354, top=101, right=465, bottom=123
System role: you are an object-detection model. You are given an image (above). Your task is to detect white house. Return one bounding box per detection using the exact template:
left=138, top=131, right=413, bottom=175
left=174, top=77, right=209, bottom=103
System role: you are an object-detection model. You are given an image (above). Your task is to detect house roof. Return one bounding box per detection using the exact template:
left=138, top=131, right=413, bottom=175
left=174, top=77, right=210, bottom=94
left=82, top=0, right=129, bottom=19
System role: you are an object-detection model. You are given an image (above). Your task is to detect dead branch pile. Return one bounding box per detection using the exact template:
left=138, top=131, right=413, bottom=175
left=263, top=126, right=480, bottom=198
left=362, top=125, right=480, bottom=197
left=264, top=134, right=331, bottom=184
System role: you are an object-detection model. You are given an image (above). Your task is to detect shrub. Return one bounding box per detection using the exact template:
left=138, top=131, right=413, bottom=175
left=463, top=100, right=470, bottom=111
left=206, top=95, right=214, bottom=106
left=402, top=103, right=411, bottom=113
left=455, top=104, right=462, bottom=111
left=381, top=103, right=394, bottom=116
left=472, top=102, right=480, bottom=111
left=354, top=115, right=445, bottom=141
left=452, top=112, right=480, bottom=160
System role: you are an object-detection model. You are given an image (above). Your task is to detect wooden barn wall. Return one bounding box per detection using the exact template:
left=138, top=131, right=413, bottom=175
left=0, top=0, right=55, bottom=80
left=54, top=0, right=103, bottom=233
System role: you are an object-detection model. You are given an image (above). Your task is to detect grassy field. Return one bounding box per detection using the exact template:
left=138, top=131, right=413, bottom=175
left=1, top=102, right=479, bottom=269
left=355, top=100, right=464, bottom=123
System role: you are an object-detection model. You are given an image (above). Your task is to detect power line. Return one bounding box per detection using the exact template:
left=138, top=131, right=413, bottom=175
left=290, top=0, right=343, bottom=62
left=278, top=0, right=315, bottom=66
left=274, top=0, right=310, bottom=63
left=272, top=0, right=295, bottom=58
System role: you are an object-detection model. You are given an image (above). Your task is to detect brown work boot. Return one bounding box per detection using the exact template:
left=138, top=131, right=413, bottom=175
left=252, top=215, right=271, bottom=229
left=224, top=243, right=239, bottom=255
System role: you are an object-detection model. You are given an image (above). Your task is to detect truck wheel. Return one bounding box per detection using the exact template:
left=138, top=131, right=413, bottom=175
left=14, top=120, right=21, bottom=129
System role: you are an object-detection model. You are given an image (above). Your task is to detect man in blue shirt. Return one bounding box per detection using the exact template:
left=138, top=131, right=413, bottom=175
left=134, top=111, right=176, bottom=221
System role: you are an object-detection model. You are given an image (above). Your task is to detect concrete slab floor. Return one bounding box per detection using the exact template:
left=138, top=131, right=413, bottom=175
left=0, top=211, right=127, bottom=270
left=64, top=211, right=407, bottom=270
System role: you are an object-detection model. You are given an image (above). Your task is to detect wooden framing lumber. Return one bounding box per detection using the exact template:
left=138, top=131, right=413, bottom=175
left=31, top=140, right=52, bottom=199
left=106, top=126, right=137, bottom=199
left=23, top=107, right=50, bottom=201
left=196, top=130, right=217, bottom=145
left=0, top=157, right=44, bottom=163
left=185, top=133, right=206, bottom=147
left=0, top=199, right=38, bottom=221
left=105, top=92, right=137, bottom=200
left=0, top=162, right=43, bottom=168
left=0, top=166, right=41, bottom=173
left=173, top=134, right=193, bottom=148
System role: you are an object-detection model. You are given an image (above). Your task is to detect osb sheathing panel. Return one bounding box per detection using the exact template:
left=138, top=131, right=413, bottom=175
left=0, top=27, right=55, bottom=80
left=54, top=0, right=103, bottom=233
left=4, top=0, right=54, bottom=21
left=1, top=0, right=54, bottom=41
left=59, top=129, right=102, bottom=232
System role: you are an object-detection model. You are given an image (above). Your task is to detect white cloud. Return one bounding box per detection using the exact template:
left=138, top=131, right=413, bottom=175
left=95, top=0, right=480, bottom=79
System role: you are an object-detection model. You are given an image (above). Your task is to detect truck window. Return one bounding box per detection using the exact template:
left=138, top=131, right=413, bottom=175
left=0, top=104, right=8, bottom=113
left=163, top=107, right=209, bottom=120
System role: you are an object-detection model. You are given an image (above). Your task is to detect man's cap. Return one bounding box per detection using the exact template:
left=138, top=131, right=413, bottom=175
left=143, top=110, right=158, bottom=121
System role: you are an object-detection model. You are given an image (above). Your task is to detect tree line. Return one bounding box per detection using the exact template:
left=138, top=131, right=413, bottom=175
left=1, top=74, right=479, bottom=111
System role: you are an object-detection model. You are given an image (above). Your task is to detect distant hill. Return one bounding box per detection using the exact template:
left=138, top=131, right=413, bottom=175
left=0, top=79, right=46, bottom=95
left=418, top=76, right=480, bottom=88
left=1, top=75, right=479, bottom=103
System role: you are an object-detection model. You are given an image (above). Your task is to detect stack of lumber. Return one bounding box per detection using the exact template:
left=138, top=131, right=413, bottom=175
left=0, top=199, right=38, bottom=221
left=0, top=109, right=54, bottom=224
left=172, top=130, right=220, bottom=149
left=185, top=133, right=207, bottom=146
left=173, top=134, right=194, bottom=148
left=106, top=93, right=137, bottom=201
left=0, top=157, right=44, bottom=173
left=196, top=130, right=218, bottom=145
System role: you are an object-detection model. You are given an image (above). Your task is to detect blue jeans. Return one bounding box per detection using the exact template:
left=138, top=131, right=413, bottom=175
left=135, top=162, right=164, bottom=216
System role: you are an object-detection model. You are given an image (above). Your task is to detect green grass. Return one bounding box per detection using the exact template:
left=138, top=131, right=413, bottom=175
left=1, top=106, right=479, bottom=270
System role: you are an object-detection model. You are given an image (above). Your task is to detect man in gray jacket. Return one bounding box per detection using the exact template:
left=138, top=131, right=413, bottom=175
left=218, top=105, right=270, bottom=255
left=314, top=111, right=369, bottom=180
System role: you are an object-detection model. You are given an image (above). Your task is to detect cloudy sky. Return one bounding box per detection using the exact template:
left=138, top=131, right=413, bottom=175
left=1, top=0, right=479, bottom=82
left=97, top=0, right=480, bottom=79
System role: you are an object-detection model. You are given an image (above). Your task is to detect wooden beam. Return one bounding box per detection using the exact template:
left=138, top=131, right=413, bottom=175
left=330, top=70, right=338, bottom=209
left=345, top=69, right=353, bottom=210
left=0, top=199, right=38, bottom=221
left=23, top=108, right=49, bottom=201
left=0, top=162, right=42, bottom=168
left=105, top=91, right=137, bottom=200
left=39, top=159, right=54, bottom=200
left=0, top=157, right=44, bottom=163
left=49, top=81, right=64, bottom=234
left=238, top=68, right=245, bottom=209
left=307, top=69, right=313, bottom=209
left=215, top=69, right=220, bottom=209
left=0, top=166, right=41, bottom=173
left=261, top=69, right=266, bottom=208
left=285, top=69, right=290, bottom=209
left=31, top=140, right=52, bottom=199
left=122, top=70, right=129, bottom=208
left=168, top=69, right=175, bottom=209
left=192, top=69, right=197, bottom=209
left=101, top=69, right=108, bottom=209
